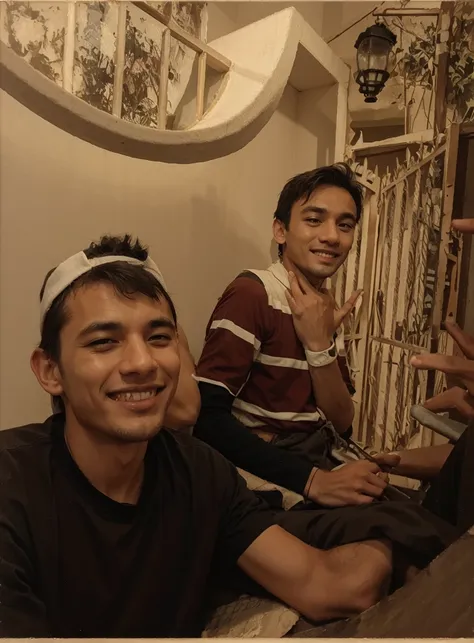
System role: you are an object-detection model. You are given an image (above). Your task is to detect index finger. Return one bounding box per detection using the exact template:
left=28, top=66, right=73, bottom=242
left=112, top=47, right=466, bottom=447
left=345, top=289, right=363, bottom=310
left=336, top=289, right=363, bottom=323
left=452, top=218, right=474, bottom=234
left=410, top=353, right=474, bottom=379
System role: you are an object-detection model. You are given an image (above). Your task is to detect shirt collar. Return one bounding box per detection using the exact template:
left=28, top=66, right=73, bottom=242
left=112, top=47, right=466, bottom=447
left=268, top=261, right=290, bottom=289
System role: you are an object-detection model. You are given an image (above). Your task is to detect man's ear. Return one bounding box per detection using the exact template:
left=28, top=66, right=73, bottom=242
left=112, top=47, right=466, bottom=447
left=30, top=348, right=64, bottom=397
left=272, top=218, right=287, bottom=247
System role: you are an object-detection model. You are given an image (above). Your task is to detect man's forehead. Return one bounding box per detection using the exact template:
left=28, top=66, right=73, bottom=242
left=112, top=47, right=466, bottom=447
left=296, top=185, right=357, bottom=213
left=65, top=282, right=173, bottom=325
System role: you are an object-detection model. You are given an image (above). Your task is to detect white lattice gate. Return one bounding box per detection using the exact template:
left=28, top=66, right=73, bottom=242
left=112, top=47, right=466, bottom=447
left=337, top=125, right=463, bottom=451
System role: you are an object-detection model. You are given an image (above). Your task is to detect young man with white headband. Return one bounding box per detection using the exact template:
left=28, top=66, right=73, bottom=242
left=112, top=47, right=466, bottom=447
left=0, top=234, right=411, bottom=637
left=45, top=242, right=200, bottom=431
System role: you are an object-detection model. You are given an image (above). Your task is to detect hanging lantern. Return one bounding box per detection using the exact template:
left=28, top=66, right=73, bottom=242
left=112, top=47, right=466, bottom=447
left=354, top=22, right=397, bottom=103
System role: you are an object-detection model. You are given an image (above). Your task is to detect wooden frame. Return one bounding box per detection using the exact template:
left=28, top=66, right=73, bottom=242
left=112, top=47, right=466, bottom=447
left=112, top=2, right=127, bottom=118
left=59, top=1, right=230, bottom=131
left=62, top=0, right=76, bottom=94
left=373, top=8, right=441, bottom=18
left=349, top=130, right=435, bottom=158
left=131, top=2, right=230, bottom=73
left=158, top=28, right=171, bottom=129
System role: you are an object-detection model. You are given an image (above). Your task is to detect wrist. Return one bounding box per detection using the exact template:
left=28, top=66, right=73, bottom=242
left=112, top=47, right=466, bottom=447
left=304, top=342, right=338, bottom=368
left=306, top=468, right=328, bottom=502
left=304, top=467, right=319, bottom=498
left=303, top=339, right=333, bottom=352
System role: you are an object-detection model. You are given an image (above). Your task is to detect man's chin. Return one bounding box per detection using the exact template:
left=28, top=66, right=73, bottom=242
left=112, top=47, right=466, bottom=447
left=306, top=265, right=338, bottom=281
left=112, top=425, right=163, bottom=443
left=104, top=413, right=165, bottom=442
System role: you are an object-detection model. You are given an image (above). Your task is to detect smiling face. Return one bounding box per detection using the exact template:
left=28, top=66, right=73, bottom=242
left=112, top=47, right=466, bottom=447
left=32, top=282, right=180, bottom=444
left=273, top=184, right=358, bottom=284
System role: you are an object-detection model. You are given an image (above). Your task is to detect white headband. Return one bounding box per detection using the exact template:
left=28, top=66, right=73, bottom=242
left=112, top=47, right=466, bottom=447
left=40, top=251, right=167, bottom=327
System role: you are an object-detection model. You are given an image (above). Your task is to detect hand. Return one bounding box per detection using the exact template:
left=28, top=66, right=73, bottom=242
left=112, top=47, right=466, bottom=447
left=370, top=452, right=401, bottom=481
left=285, top=270, right=362, bottom=351
left=306, top=460, right=387, bottom=507
left=423, top=386, right=474, bottom=419
left=410, top=321, right=474, bottom=398
left=452, top=218, right=474, bottom=234
left=372, top=452, right=401, bottom=471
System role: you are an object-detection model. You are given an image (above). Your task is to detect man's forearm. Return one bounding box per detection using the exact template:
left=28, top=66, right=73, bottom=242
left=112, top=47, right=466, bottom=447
left=195, top=383, right=313, bottom=494
left=164, top=325, right=200, bottom=430
left=309, top=361, right=354, bottom=433
left=393, top=444, right=453, bottom=481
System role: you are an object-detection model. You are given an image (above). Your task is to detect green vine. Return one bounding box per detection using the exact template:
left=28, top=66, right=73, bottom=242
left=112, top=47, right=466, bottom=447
left=388, top=2, right=474, bottom=124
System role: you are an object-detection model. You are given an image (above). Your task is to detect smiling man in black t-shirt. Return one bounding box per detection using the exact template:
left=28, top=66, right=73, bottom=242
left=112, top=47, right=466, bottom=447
left=0, top=234, right=402, bottom=637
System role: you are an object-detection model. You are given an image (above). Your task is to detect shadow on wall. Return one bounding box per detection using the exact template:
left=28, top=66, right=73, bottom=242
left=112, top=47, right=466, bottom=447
left=178, top=186, right=268, bottom=361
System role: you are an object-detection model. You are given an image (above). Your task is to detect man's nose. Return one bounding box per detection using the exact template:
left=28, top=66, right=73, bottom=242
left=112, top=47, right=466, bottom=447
left=317, top=220, right=340, bottom=245
left=120, top=339, right=157, bottom=376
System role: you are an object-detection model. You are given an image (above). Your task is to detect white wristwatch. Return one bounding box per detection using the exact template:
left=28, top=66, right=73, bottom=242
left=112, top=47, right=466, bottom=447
left=305, top=342, right=337, bottom=368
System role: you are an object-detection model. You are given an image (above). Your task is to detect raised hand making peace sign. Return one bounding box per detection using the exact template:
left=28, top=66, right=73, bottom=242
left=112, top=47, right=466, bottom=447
left=285, top=270, right=362, bottom=352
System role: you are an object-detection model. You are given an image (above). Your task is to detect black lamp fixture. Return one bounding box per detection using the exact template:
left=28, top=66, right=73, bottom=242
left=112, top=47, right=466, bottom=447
left=354, top=21, right=397, bottom=103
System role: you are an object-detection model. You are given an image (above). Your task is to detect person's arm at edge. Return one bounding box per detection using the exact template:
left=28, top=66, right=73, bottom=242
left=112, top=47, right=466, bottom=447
left=391, top=444, right=454, bottom=481
left=164, top=324, right=201, bottom=431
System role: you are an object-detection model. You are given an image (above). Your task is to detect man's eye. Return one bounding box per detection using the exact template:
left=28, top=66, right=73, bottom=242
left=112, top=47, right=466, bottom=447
left=339, top=222, right=355, bottom=231
left=307, top=218, right=321, bottom=225
left=150, top=334, right=171, bottom=343
left=88, top=338, right=115, bottom=349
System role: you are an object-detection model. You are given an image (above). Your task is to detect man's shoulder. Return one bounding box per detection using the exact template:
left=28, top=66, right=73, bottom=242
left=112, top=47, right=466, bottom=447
left=224, top=271, right=268, bottom=299
left=0, top=418, right=54, bottom=466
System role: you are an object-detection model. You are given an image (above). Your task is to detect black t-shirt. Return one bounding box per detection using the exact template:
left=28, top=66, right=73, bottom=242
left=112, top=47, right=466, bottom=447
left=0, top=414, right=275, bottom=637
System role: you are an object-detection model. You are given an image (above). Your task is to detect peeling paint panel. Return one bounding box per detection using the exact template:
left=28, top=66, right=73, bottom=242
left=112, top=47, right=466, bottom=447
left=1, top=1, right=207, bottom=127
left=1, top=1, right=66, bottom=85
left=73, top=2, right=118, bottom=114
left=145, top=1, right=205, bottom=38
left=122, top=2, right=165, bottom=128
left=167, top=38, right=196, bottom=116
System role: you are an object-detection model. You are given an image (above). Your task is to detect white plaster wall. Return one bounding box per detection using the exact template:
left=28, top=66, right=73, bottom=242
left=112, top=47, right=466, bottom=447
left=215, top=2, right=325, bottom=33
left=0, top=83, right=303, bottom=429
left=295, top=84, right=338, bottom=171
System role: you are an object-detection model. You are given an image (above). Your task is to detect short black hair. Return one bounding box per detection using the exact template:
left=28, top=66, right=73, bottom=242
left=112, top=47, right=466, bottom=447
left=273, top=163, right=363, bottom=256
left=39, top=234, right=177, bottom=363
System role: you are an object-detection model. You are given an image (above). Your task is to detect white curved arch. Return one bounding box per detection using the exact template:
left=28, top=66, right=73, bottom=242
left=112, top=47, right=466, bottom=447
left=0, top=8, right=349, bottom=163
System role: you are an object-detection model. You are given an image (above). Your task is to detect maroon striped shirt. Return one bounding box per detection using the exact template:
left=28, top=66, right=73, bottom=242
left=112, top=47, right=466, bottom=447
left=196, top=262, right=354, bottom=435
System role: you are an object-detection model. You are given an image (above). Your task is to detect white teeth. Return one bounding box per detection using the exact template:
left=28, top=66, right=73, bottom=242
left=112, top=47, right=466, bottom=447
left=114, top=390, right=156, bottom=402
left=313, top=251, right=336, bottom=258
